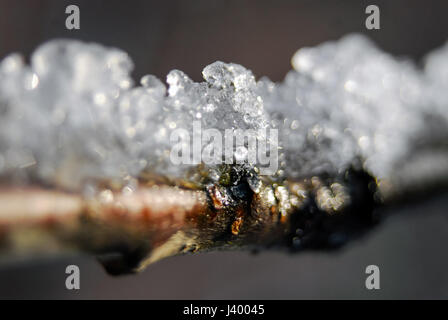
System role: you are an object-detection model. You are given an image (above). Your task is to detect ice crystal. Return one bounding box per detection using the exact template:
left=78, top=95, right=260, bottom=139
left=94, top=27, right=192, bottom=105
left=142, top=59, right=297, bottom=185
left=0, top=34, right=447, bottom=192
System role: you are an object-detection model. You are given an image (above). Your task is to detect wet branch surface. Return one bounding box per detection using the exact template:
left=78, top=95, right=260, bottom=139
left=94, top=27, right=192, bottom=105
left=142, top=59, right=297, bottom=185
left=0, top=167, right=382, bottom=275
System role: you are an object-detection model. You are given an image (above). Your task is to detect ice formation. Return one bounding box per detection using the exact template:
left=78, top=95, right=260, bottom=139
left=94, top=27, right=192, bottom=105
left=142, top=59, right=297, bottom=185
left=0, top=34, right=447, bottom=193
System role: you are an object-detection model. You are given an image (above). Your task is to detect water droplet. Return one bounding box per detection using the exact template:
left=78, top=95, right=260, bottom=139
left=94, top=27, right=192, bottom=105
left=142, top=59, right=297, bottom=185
left=99, top=189, right=114, bottom=203
left=247, top=175, right=262, bottom=193
left=234, top=146, right=248, bottom=162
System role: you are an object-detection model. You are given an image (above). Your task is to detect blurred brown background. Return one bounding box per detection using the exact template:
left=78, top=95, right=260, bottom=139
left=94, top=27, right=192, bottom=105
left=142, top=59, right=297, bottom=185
left=0, top=0, right=447, bottom=299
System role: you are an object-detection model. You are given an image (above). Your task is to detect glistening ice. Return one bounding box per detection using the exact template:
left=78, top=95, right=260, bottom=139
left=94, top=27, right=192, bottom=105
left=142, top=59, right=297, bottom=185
left=0, top=34, right=447, bottom=194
